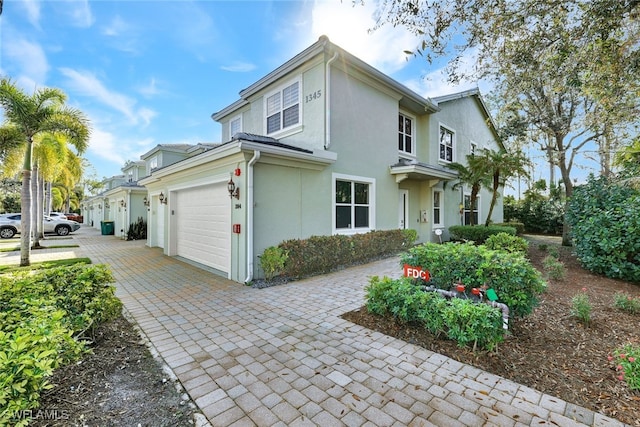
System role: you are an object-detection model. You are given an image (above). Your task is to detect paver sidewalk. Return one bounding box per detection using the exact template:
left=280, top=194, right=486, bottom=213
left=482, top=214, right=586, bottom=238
left=5, top=227, right=627, bottom=426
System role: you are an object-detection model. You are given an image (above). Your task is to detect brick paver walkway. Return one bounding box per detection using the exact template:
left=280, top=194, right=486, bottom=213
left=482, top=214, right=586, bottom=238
left=0, top=227, right=628, bottom=426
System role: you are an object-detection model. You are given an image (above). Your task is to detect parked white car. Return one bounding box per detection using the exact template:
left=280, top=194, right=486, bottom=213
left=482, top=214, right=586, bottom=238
left=0, top=213, right=81, bottom=239
left=47, top=212, right=68, bottom=220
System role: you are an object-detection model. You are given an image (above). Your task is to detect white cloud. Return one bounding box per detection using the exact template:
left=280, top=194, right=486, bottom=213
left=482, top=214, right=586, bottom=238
left=308, top=0, right=420, bottom=74
left=88, top=128, right=125, bottom=166
left=102, top=15, right=128, bottom=37
left=137, top=77, right=163, bottom=98
left=18, top=0, right=41, bottom=28
left=59, top=68, right=156, bottom=126
left=63, top=0, right=94, bottom=28
left=220, top=62, right=257, bottom=73
left=3, top=37, right=49, bottom=86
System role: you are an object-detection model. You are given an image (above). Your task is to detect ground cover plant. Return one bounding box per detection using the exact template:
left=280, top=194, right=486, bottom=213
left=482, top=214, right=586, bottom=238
left=343, top=236, right=640, bottom=425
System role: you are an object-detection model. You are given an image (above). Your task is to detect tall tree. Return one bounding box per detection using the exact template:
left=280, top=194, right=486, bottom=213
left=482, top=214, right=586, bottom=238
left=0, top=78, right=89, bottom=265
left=372, top=0, right=640, bottom=245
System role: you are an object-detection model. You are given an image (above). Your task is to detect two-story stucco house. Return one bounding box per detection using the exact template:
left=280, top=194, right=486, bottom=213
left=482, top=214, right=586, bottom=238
left=139, top=36, right=504, bottom=283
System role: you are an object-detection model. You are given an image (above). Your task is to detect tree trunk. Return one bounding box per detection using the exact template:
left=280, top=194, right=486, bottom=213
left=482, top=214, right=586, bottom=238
left=557, top=138, right=574, bottom=247
left=485, top=173, right=500, bottom=226
left=20, top=137, right=33, bottom=266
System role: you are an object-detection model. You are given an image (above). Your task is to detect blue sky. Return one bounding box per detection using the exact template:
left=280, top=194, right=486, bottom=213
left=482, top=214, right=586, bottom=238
left=1, top=0, right=597, bottom=195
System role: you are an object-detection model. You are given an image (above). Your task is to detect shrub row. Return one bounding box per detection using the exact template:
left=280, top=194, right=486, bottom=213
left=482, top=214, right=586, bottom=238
left=365, top=276, right=505, bottom=351
left=401, top=242, right=547, bottom=318
left=278, top=229, right=417, bottom=279
left=449, top=225, right=516, bottom=243
left=493, top=222, right=525, bottom=235
left=0, top=264, right=122, bottom=426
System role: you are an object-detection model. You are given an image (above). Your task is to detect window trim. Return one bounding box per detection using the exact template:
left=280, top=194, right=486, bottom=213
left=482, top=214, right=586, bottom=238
left=398, top=111, right=416, bottom=157
left=470, top=141, right=477, bottom=157
left=332, top=173, right=376, bottom=235
left=263, top=77, right=302, bottom=136
left=438, top=123, right=455, bottom=163
left=432, top=189, right=443, bottom=227
left=229, top=115, right=242, bottom=140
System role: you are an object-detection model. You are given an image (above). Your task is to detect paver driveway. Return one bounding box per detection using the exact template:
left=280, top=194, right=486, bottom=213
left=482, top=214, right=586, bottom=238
left=15, top=228, right=626, bottom=427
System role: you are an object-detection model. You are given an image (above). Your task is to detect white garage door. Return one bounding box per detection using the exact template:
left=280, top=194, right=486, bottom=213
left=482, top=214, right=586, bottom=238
left=175, top=184, right=230, bottom=272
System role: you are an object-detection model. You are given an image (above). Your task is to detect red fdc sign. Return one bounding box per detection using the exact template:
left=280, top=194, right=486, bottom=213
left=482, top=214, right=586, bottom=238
left=403, top=264, right=430, bottom=281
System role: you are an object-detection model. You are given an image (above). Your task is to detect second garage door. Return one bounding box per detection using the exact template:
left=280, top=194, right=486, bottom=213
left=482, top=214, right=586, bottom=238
left=175, top=183, right=230, bottom=273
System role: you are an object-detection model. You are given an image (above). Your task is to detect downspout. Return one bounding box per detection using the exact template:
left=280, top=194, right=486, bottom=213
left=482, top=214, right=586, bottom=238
left=324, top=51, right=339, bottom=149
left=244, top=150, right=261, bottom=284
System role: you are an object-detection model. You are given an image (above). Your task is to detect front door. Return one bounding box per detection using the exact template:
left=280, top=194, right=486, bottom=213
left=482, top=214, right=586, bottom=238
left=398, top=190, right=409, bottom=229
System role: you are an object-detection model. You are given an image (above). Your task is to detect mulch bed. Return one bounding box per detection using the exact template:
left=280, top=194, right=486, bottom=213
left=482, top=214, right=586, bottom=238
left=342, top=239, right=640, bottom=426
left=31, top=316, right=197, bottom=427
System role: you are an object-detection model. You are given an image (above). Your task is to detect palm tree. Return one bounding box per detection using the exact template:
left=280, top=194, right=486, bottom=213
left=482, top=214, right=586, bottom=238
left=0, top=78, right=89, bottom=266
left=448, top=155, right=490, bottom=226
left=473, top=149, right=530, bottom=226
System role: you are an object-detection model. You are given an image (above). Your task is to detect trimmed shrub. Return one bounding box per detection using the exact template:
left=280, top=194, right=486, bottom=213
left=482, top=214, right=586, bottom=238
left=279, top=229, right=417, bottom=279
left=449, top=225, right=516, bottom=243
left=0, top=265, right=122, bottom=425
left=494, top=222, right=525, bottom=235
left=566, top=175, right=640, bottom=282
left=401, top=242, right=547, bottom=318
left=364, top=276, right=503, bottom=350
left=484, top=232, right=529, bottom=255
left=259, top=246, right=288, bottom=281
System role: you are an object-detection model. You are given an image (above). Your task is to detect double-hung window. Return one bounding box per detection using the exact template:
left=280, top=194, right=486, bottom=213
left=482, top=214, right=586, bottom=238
left=265, top=80, right=300, bottom=135
left=439, top=125, right=454, bottom=162
left=334, top=174, right=375, bottom=232
left=463, top=194, right=480, bottom=226
left=398, top=113, right=414, bottom=155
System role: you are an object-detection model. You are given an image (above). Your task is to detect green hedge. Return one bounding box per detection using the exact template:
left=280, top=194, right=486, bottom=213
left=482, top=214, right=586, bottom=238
left=401, top=242, right=546, bottom=318
left=279, top=229, right=417, bottom=279
left=365, top=276, right=504, bottom=351
left=494, top=222, right=525, bottom=235
left=449, top=225, right=517, bottom=243
left=0, top=264, right=122, bottom=426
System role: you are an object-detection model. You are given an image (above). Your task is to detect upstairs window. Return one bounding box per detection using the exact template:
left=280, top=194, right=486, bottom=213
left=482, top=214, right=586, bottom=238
left=229, top=116, right=242, bottom=139
left=149, top=156, right=158, bottom=170
left=439, top=125, right=454, bottom=162
left=266, top=81, right=300, bottom=135
left=398, top=113, right=414, bottom=155
left=470, top=141, right=477, bottom=157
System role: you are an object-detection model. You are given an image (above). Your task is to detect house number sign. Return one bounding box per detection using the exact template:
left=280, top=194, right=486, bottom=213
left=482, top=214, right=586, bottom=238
left=305, top=90, right=322, bottom=103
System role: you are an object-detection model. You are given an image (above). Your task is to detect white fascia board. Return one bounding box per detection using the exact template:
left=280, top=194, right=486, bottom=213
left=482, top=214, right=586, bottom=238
left=238, top=140, right=337, bottom=165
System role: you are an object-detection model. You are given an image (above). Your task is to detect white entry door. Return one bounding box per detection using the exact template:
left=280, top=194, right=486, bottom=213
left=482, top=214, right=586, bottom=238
left=398, top=190, right=409, bottom=229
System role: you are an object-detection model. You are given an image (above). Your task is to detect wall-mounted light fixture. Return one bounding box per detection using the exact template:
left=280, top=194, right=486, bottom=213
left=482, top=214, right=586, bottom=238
left=98, top=203, right=102, bottom=210
left=459, top=203, right=464, bottom=215
left=143, top=196, right=150, bottom=207
left=227, top=177, right=240, bottom=199
left=105, top=201, right=110, bottom=209
left=159, top=192, right=168, bottom=205
left=119, top=199, right=126, bottom=208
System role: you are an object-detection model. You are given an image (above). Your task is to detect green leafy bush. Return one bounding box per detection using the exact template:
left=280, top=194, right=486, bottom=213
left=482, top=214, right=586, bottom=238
left=259, top=246, right=288, bottom=281
left=566, top=174, right=640, bottom=282
left=442, top=298, right=504, bottom=351
left=0, top=264, right=122, bottom=425
left=448, top=225, right=516, bottom=243
left=613, top=292, right=640, bottom=315
left=279, top=229, right=417, bottom=279
left=542, top=255, right=566, bottom=281
left=401, top=243, right=546, bottom=318
left=494, top=222, right=525, bottom=235
left=364, top=276, right=503, bottom=350
left=484, top=232, right=529, bottom=255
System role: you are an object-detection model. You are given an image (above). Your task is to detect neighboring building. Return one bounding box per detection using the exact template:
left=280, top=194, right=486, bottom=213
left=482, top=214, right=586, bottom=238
left=139, top=36, right=505, bottom=283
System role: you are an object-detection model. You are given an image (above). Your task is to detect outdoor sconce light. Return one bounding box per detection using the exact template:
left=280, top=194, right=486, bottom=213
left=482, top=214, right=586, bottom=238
left=119, top=199, right=126, bottom=208
left=105, top=201, right=110, bottom=209
left=227, top=178, right=240, bottom=199
left=159, top=192, right=168, bottom=205
left=459, top=203, right=464, bottom=215
left=98, top=204, right=102, bottom=210
left=143, top=196, right=150, bottom=207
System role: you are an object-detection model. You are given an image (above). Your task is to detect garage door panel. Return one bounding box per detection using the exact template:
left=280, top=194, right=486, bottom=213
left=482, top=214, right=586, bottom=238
left=175, top=184, right=230, bottom=272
